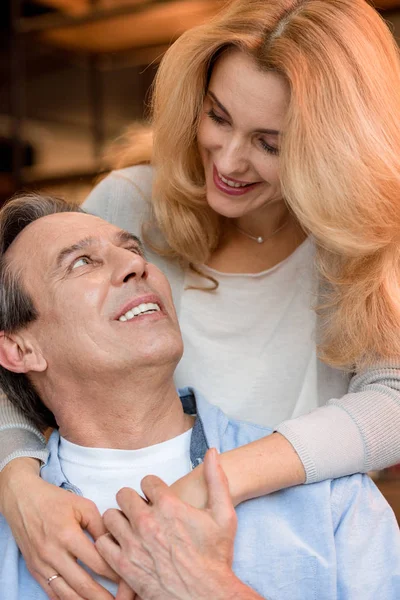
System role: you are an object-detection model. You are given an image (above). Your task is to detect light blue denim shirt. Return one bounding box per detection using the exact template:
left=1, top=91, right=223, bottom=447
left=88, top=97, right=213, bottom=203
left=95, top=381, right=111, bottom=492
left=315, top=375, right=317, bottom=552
left=1, top=388, right=399, bottom=600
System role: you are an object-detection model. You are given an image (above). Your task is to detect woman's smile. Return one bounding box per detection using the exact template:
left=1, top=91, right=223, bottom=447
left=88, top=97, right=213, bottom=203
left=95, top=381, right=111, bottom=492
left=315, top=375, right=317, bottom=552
left=212, top=164, right=262, bottom=196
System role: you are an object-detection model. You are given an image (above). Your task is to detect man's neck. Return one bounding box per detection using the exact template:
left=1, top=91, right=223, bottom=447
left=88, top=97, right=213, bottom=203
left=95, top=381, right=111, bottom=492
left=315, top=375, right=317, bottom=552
left=38, top=369, right=194, bottom=449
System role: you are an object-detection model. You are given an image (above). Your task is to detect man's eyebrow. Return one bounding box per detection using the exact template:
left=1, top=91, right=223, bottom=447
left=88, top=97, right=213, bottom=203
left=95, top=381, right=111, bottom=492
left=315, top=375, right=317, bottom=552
left=207, top=90, right=280, bottom=136
left=56, top=236, right=96, bottom=270
left=55, top=231, right=144, bottom=270
left=115, top=230, right=144, bottom=255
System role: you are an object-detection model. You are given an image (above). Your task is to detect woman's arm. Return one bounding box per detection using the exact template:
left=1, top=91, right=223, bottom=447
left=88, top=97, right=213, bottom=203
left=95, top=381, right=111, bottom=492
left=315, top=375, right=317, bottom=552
left=171, top=432, right=305, bottom=507
left=277, top=362, right=400, bottom=482
left=172, top=363, right=400, bottom=507
left=0, top=391, right=48, bottom=470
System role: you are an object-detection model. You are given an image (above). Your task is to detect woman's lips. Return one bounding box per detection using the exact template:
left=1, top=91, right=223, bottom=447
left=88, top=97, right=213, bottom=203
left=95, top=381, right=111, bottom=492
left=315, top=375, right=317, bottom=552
left=212, top=164, right=261, bottom=196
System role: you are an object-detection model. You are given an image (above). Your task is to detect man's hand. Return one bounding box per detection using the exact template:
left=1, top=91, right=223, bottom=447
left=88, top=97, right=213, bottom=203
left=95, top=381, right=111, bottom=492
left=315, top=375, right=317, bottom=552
left=96, top=449, right=261, bottom=600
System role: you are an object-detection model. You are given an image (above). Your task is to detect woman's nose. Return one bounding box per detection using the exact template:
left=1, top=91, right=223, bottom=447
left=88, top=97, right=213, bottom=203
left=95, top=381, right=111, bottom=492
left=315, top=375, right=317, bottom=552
left=217, top=136, right=249, bottom=176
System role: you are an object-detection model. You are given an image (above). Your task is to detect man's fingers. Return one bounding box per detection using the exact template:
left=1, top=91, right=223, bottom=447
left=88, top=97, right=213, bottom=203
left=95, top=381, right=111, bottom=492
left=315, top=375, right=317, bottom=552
left=140, top=475, right=175, bottom=507
left=204, top=448, right=236, bottom=526
left=115, top=579, right=136, bottom=600
left=96, top=532, right=123, bottom=574
left=103, top=508, right=137, bottom=548
left=115, top=487, right=150, bottom=518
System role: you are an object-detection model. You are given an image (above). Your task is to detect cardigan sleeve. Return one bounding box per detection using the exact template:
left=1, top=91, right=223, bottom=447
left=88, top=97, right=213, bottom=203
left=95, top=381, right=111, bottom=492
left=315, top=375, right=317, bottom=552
left=0, top=392, right=48, bottom=471
left=0, top=166, right=154, bottom=471
left=276, top=363, right=400, bottom=483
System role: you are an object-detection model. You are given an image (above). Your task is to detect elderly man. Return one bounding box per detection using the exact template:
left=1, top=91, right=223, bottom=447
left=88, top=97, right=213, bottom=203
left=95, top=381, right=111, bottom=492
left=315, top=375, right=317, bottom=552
left=0, top=194, right=399, bottom=600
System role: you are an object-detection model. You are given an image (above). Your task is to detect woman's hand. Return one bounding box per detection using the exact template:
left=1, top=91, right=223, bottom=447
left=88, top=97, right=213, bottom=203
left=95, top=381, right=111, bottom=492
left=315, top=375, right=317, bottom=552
left=169, top=461, right=209, bottom=508
left=0, top=457, right=118, bottom=600
left=95, top=449, right=261, bottom=600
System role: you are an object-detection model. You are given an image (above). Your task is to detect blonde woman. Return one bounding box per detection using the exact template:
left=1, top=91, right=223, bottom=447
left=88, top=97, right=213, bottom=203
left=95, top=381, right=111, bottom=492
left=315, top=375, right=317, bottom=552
left=1, top=0, right=400, bottom=598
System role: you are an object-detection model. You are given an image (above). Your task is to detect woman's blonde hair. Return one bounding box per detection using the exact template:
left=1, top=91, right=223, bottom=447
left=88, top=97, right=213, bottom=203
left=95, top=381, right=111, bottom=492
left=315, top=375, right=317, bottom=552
left=117, top=0, right=400, bottom=369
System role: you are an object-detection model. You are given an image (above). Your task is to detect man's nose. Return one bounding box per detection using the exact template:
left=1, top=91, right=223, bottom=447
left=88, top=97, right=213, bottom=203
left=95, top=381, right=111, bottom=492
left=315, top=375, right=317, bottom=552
left=110, top=247, right=148, bottom=285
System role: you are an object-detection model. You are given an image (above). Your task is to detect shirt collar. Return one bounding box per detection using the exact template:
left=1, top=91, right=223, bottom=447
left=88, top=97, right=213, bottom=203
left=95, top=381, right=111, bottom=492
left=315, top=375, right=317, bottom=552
left=40, top=387, right=222, bottom=486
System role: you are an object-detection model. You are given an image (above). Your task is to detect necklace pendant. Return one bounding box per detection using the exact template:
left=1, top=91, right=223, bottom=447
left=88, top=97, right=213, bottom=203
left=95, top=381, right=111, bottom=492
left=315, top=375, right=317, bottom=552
left=257, top=236, right=264, bottom=244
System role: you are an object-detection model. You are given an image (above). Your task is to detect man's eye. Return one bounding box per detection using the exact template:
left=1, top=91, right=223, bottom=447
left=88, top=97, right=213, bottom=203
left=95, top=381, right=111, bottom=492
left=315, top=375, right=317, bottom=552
left=71, top=256, right=90, bottom=270
left=126, top=245, right=142, bottom=256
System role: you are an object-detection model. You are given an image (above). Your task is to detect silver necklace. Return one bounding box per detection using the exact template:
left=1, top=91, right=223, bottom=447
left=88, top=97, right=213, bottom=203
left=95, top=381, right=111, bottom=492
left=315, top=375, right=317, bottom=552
left=233, top=218, right=289, bottom=244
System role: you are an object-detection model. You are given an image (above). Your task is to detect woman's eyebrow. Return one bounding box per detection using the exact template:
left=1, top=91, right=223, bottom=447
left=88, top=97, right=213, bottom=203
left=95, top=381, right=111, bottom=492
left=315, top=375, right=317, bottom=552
left=208, top=90, right=231, bottom=117
left=207, top=90, right=280, bottom=136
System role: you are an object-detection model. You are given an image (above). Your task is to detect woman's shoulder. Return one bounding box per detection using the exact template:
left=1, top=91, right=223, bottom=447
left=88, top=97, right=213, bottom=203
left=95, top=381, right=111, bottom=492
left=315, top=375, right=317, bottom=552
left=109, top=164, right=154, bottom=196
left=82, top=164, right=155, bottom=233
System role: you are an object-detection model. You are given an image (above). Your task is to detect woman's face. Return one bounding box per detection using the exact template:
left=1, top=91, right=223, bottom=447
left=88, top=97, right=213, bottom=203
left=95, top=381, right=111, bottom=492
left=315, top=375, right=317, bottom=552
left=197, top=50, right=289, bottom=221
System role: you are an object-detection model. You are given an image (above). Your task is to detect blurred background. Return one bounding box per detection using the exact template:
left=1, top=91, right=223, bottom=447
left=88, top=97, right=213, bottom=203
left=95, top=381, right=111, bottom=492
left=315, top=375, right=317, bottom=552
left=1, top=0, right=400, bottom=520
left=1, top=0, right=226, bottom=203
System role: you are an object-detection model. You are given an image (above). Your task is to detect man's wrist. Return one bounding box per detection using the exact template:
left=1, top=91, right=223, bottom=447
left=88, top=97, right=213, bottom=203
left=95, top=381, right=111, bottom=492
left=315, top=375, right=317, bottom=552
left=207, top=568, right=264, bottom=600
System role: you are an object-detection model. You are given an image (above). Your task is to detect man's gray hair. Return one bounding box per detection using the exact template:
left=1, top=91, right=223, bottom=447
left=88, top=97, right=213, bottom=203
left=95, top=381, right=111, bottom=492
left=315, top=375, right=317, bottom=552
left=0, top=193, right=83, bottom=430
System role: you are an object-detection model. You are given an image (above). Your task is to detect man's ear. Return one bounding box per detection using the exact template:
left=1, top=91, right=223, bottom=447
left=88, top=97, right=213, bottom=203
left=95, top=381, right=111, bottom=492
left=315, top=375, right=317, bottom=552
left=0, top=331, right=47, bottom=373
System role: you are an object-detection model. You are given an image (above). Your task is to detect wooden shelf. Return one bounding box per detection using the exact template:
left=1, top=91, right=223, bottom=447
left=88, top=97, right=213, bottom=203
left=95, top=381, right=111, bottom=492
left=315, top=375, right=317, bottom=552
left=18, top=1, right=222, bottom=54
left=39, top=1, right=221, bottom=54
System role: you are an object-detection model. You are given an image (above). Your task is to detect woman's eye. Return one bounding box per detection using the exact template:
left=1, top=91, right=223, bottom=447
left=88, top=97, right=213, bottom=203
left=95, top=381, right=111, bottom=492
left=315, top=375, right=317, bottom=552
left=71, top=257, right=90, bottom=270
left=206, top=109, right=227, bottom=126
left=260, top=138, right=279, bottom=156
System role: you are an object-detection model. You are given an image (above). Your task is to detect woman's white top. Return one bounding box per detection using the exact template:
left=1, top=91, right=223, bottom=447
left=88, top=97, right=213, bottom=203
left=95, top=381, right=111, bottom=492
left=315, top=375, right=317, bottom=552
left=175, top=239, right=338, bottom=427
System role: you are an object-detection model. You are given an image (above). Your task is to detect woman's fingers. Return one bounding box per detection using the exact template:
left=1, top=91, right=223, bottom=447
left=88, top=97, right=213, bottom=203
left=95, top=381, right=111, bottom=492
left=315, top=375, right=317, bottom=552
left=1, top=471, right=118, bottom=600
left=79, top=500, right=108, bottom=540
left=61, top=527, right=117, bottom=581
left=34, top=552, right=116, bottom=600
left=114, top=487, right=150, bottom=527
left=37, top=573, right=82, bottom=600
left=35, top=574, right=60, bottom=600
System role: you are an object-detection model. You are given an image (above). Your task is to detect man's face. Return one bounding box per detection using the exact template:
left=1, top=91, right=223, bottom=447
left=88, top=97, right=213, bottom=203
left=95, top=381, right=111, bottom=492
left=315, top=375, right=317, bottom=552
left=6, top=212, right=183, bottom=380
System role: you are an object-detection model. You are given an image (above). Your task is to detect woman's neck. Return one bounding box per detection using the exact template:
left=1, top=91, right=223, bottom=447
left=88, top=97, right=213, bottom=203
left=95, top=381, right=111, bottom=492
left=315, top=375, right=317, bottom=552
left=207, top=211, right=306, bottom=274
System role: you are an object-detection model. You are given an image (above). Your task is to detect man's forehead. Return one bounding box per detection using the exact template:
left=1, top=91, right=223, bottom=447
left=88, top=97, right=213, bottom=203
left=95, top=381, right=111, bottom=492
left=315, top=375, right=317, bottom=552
left=6, top=211, right=124, bottom=269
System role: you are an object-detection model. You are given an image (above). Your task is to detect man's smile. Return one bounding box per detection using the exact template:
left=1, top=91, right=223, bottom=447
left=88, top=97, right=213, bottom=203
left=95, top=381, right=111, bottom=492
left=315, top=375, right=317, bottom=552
left=114, top=293, right=165, bottom=323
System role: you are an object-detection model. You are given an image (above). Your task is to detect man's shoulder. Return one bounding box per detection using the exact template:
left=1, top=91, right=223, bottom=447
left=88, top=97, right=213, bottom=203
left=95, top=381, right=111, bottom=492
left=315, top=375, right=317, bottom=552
left=183, top=387, right=274, bottom=452
left=0, top=512, right=47, bottom=600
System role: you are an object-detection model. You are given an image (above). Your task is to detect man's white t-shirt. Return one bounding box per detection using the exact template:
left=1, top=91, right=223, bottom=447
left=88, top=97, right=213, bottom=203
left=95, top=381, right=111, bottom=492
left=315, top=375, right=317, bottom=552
left=59, top=430, right=192, bottom=596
